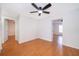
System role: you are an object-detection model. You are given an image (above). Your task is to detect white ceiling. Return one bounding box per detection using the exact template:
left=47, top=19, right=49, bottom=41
left=1, top=3, right=79, bottom=20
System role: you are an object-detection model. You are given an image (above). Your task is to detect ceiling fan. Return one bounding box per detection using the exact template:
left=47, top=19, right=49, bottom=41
left=30, top=3, right=52, bottom=16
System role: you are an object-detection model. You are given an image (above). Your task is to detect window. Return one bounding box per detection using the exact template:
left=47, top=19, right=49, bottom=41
left=59, top=24, right=63, bottom=33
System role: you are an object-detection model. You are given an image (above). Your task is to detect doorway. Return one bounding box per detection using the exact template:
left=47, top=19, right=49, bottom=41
left=7, top=20, right=15, bottom=41
left=4, top=19, right=15, bottom=41
left=7, top=20, right=15, bottom=36
left=53, top=19, right=63, bottom=45
left=52, top=19, right=63, bottom=55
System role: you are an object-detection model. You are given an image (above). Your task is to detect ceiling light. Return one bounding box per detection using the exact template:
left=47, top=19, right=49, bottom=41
left=38, top=10, right=42, bottom=14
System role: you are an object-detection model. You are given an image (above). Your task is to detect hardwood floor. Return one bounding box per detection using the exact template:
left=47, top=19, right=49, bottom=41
left=0, top=36, right=79, bottom=56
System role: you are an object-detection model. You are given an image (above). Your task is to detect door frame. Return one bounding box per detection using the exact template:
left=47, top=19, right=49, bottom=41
left=2, top=16, right=17, bottom=44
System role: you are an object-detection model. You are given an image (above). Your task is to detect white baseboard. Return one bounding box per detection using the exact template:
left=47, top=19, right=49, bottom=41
left=63, top=43, right=79, bottom=49
left=39, top=38, right=52, bottom=42
left=18, top=38, right=37, bottom=44
left=18, top=38, right=52, bottom=44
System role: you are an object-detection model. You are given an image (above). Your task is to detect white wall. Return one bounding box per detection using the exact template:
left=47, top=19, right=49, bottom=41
left=18, top=15, right=37, bottom=43
left=63, top=6, right=79, bottom=49
left=0, top=19, right=2, bottom=51
left=1, top=4, right=18, bottom=20
left=17, top=15, right=53, bottom=43
left=0, top=5, right=2, bottom=51
left=1, top=5, right=18, bottom=42
left=38, top=19, right=53, bottom=41
left=15, top=16, right=19, bottom=41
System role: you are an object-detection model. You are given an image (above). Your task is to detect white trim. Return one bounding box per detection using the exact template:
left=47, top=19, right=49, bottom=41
left=1, top=16, right=5, bottom=43
left=2, top=16, right=16, bottom=20
left=63, top=43, right=79, bottom=49
left=40, top=38, right=52, bottom=42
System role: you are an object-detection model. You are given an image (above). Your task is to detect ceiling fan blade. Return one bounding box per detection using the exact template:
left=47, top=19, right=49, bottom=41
left=31, top=3, right=39, bottom=10
left=43, top=11, right=50, bottom=14
left=38, top=13, right=41, bottom=16
left=42, top=3, right=51, bottom=10
left=30, top=11, right=38, bottom=13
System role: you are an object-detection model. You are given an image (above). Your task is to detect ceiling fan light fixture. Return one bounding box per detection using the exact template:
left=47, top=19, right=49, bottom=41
left=38, top=10, right=42, bottom=14
left=30, top=3, right=52, bottom=16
